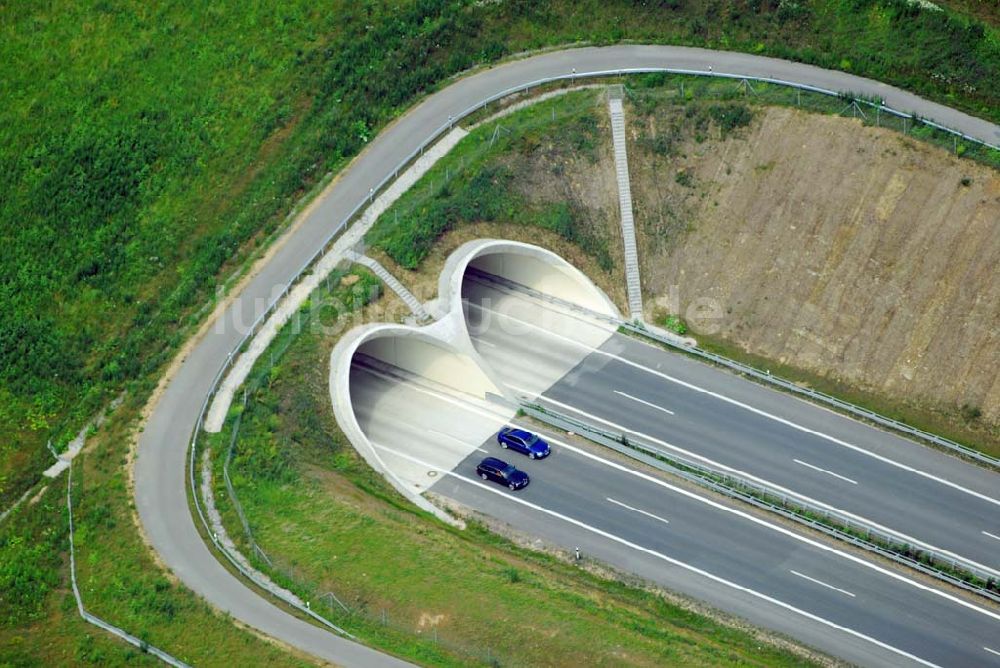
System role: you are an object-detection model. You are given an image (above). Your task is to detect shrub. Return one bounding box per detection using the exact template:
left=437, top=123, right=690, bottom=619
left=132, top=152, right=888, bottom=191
left=707, top=104, right=754, bottom=135
left=662, top=315, right=688, bottom=335
left=960, top=403, right=982, bottom=422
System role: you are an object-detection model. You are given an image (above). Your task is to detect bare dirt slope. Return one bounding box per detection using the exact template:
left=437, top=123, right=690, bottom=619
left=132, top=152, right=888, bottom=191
left=627, top=104, right=999, bottom=445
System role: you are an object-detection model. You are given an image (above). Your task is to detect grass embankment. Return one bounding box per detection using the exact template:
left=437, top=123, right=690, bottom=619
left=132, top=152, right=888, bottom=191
left=5, top=0, right=1000, bottom=508
left=377, top=79, right=998, bottom=455
left=210, top=271, right=819, bottom=668
left=0, top=403, right=312, bottom=666
left=367, top=89, right=619, bottom=271
left=2, top=1, right=998, bottom=662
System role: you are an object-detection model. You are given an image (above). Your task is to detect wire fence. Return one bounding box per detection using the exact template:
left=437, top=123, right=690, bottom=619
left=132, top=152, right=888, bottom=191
left=622, top=73, right=1000, bottom=168
left=184, top=62, right=1000, bottom=662
left=66, top=462, right=192, bottom=667
left=521, top=402, right=1000, bottom=604
left=211, top=335, right=515, bottom=667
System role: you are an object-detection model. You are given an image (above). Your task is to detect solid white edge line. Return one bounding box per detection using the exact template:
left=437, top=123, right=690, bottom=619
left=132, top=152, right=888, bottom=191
left=984, top=646, right=1000, bottom=658
left=477, top=304, right=1000, bottom=509
left=512, top=430, right=1000, bottom=625
left=516, top=387, right=1000, bottom=579
left=614, top=390, right=675, bottom=415
left=793, top=458, right=859, bottom=485
left=982, top=531, right=1000, bottom=543
left=354, top=357, right=1000, bottom=611
left=606, top=497, right=670, bottom=524
left=368, top=440, right=941, bottom=668
left=789, top=570, right=856, bottom=598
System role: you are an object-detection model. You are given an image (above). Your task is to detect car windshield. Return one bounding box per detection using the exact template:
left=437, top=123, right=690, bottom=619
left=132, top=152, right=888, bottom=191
left=526, top=435, right=538, bottom=445
left=502, top=465, right=517, bottom=477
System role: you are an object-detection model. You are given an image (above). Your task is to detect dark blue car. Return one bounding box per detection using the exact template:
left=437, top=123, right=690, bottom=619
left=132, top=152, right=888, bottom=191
left=476, top=457, right=529, bottom=490
left=497, top=427, right=551, bottom=459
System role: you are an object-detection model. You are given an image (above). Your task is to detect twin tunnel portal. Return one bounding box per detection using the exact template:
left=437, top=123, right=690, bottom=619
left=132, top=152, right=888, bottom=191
left=329, top=239, right=1000, bottom=667
left=331, top=239, right=621, bottom=517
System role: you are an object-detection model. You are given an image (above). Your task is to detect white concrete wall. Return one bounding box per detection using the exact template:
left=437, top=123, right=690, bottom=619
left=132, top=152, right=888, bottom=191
left=330, top=323, right=468, bottom=527
left=330, top=240, right=621, bottom=525
left=358, top=334, right=498, bottom=399
left=438, top=239, right=620, bottom=320
left=469, top=252, right=613, bottom=314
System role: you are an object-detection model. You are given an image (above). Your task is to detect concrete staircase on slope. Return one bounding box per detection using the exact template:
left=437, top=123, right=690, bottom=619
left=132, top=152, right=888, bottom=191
left=608, top=87, right=644, bottom=322
left=344, top=250, right=431, bottom=322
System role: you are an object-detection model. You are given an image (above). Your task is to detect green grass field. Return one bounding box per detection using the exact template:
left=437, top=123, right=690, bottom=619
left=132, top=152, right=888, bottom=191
left=2, top=1, right=999, bottom=663
left=3, top=0, right=1000, bottom=508
left=208, top=268, right=819, bottom=668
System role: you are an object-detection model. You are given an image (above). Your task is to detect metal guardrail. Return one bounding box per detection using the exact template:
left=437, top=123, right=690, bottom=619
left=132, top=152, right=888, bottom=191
left=67, top=464, right=193, bottom=667
left=468, top=266, right=998, bottom=469
left=183, top=62, right=1000, bottom=644
left=188, top=364, right=356, bottom=639
left=522, top=402, right=1000, bottom=603
left=621, top=322, right=1000, bottom=469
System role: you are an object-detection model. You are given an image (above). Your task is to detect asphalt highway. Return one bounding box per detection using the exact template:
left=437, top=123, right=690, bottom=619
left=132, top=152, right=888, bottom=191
left=432, top=433, right=1000, bottom=668
left=357, top=367, right=1000, bottom=667
left=464, top=278, right=1000, bottom=577
left=135, top=46, right=1000, bottom=666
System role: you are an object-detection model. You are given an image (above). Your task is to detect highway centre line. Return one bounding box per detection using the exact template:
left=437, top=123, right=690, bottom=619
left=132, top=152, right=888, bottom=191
left=527, top=431, right=1000, bottom=624
left=472, top=302, right=1000, bottom=510
left=353, top=367, right=1000, bottom=624
left=371, top=356, right=1000, bottom=580
left=794, top=458, right=859, bottom=485
left=613, top=390, right=675, bottom=415
left=606, top=497, right=670, bottom=525
left=370, top=440, right=941, bottom=668
left=982, top=531, right=1000, bottom=543
left=789, top=570, right=856, bottom=598
left=512, top=384, right=992, bottom=573
left=984, top=647, right=1000, bottom=658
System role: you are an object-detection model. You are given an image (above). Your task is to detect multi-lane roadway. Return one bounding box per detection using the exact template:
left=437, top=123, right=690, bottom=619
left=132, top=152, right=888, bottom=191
left=463, top=274, right=1000, bottom=577
left=341, top=274, right=1000, bottom=667
left=135, top=45, right=1000, bottom=666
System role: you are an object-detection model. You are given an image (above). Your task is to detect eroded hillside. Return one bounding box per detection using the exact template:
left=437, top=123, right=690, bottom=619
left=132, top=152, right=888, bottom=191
left=627, top=103, right=999, bottom=448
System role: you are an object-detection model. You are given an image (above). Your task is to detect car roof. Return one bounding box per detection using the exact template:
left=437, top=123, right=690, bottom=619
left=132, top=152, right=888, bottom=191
left=480, top=456, right=509, bottom=468
left=505, top=428, right=533, bottom=440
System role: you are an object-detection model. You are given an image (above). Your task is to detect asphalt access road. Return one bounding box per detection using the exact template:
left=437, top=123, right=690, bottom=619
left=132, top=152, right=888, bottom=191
left=135, top=45, right=1000, bottom=666
left=429, top=426, right=1000, bottom=668
left=464, top=279, right=1000, bottom=577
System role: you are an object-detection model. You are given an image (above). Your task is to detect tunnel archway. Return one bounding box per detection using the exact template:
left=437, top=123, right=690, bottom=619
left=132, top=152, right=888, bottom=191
left=330, top=322, right=511, bottom=525
left=331, top=240, right=623, bottom=517
left=441, top=240, right=622, bottom=400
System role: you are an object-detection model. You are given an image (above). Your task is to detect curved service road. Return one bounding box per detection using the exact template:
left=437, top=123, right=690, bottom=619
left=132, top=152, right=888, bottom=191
left=134, top=46, right=1000, bottom=665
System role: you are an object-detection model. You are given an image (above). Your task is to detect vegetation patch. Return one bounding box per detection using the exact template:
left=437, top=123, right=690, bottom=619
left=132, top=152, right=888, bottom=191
left=208, top=259, right=821, bottom=667
left=367, top=90, right=619, bottom=273
left=3, top=0, right=999, bottom=661
left=5, top=0, right=1000, bottom=510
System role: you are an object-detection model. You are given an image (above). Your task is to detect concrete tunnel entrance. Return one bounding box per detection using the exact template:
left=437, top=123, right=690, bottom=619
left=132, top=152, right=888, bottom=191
left=330, top=240, right=623, bottom=518
left=457, top=245, right=621, bottom=399
left=347, top=329, right=513, bottom=497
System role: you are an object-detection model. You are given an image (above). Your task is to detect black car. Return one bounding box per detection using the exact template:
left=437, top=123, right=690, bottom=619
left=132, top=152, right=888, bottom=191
left=476, top=457, right=529, bottom=490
